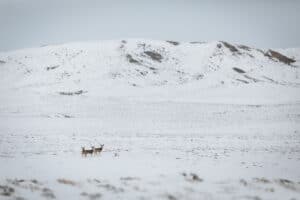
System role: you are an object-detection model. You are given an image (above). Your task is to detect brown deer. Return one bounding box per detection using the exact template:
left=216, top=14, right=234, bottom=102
left=92, top=144, right=104, bottom=154
left=81, top=147, right=93, bottom=156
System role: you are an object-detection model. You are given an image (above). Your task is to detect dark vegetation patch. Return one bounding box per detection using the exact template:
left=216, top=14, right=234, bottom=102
left=110, top=72, right=122, bottom=79
left=97, top=183, right=124, bottom=193
left=42, top=188, right=55, bottom=199
left=126, top=54, right=141, bottom=65
left=238, top=45, right=251, bottom=51
left=248, top=105, right=262, bottom=108
left=166, top=194, right=178, bottom=200
left=136, top=69, right=148, bottom=76
left=262, top=76, right=280, bottom=84
left=144, top=51, right=163, bottom=62
left=221, top=41, right=240, bottom=53
left=190, top=41, right=205, bottom=44
left=9, top=179, right=25, bottom=185
left=148, top=66, right=157, bottom=71
left=120, top=177, right=141, bottom=181
left=256, top=48, right=265, bottom=55
left=120, top=40, right=127, bottom=49
left=240, top=179, right=248, bottom=186
left=182, top=172, right=203, bottom=182
left=7, top=179, right=40, bottom=187
left=253, top=178, right=271, bottom=184
left=236, top=79, right=249, bottom=84
left=176, top=70, right=185, bottom=75
left=233, top=67, right=246, bottom=73
left=246, top=53, right=254, bottom=58
left=31, top=180, right=39, bottom=184
left=0, top=60, right=5, bottom=64
left=166, top=40, right=180, bottom=46
left=275, top=179, right=299, bottom=191
left=46, top=65, right=59, bottom=71
left=54, top=113, right=74, bottom=118
left=59, top=90, right=87, bottom=96
left=81, top=192, right=102, bottom=200
left=244, top=75, right=261, bottom=82
left=63, top=114, right=73, bottom=118
left=264, top=50, right=296, bottom=65
left=0, top=185, right=15, bottom=196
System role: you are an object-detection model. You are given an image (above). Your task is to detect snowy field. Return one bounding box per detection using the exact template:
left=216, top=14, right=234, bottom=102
left=0, top=39, right=300, bottom=199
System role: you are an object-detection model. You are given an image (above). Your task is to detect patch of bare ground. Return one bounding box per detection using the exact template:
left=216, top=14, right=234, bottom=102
left=166, top=194, right=178, bottom=200
left=2, top=179, right=58, bottom=199
left=0, top=185, right=14, bottom=196
left=264, top=50, right=296, bottom=65
left=42, top=187, right=56, bottom=199
left=192, top=73, right=204, bottom=80
left=240, top=177, right=300, bottom=195
left=0, top=60, right=5, bottom=64
left=81, top=192, right=102, bottom=200
left=7, top=179, right=42, bottom=191
left=190, top=41, right=205, bottom=44
left=262, top=76, right=280, bottom=84
left=46, top=65, right=59, bottom=71
left=135, top=69, right=148, bottom=76
left=88, top=179, right=124, bottom=193
left=221, top=41, right=241, bottom=54
left=120, top=177, right=141, bottom=181
left=166, top=40, right=180, bottom=46
left=144, top=51, right=163, bottom=62
left=253, top=178, right=271, bottom=184
left=238, top=45, right=252, bottom=51
left=98, top=183, right=124, bottom=193
left=236, top=79, right=249, bottom=84
left=59, top=90, right=87, bottom=96
left=233, top=67, right=246, bottom=73
left=275, top=179, right=300, bottom=192
left=238, top=195, right=262, bottom=200
left=126, top=54, right=141, bottom=65
left=181, top=172, right=203, bottom=182
left=244, top=75, right=261, bottom=82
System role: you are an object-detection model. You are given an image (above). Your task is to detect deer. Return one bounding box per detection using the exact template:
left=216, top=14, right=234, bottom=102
left=81, top=147, right=94, bottom=156
left=92, top=144, right=104, bottom=154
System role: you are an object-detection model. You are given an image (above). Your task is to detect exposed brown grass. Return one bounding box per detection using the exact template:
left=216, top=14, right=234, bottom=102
left=57, top=179, right=77, bottom=186
left=166, top=40, right=180, bottom=46
left=144, top=51, right=163, bottom=62
left=265, top=50, right=296, bottom=65
left=221, top=41, right=240, bottom=53
left=238, top=45, right=251, bottom=51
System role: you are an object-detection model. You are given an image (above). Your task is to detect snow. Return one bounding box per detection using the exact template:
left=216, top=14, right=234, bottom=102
left=0, top=39, right=300, bottom=200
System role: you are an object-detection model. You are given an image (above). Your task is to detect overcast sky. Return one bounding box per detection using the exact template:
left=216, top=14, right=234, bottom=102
left=0, top=0, right=299, bottom=52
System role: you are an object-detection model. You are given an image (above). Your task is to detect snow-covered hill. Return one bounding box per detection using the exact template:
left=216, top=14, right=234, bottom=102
left=0, top=39, right=299, bottom=96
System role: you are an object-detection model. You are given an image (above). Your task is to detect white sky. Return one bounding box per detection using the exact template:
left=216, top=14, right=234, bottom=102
left=0, top=0, right=299, bottom=51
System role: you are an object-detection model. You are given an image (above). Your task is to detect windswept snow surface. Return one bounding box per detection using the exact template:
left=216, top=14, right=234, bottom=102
left=0, top=39, right=300, bottom=200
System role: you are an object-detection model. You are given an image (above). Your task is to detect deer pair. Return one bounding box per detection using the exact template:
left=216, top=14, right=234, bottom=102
left=81, top=144, right=104, bottom=156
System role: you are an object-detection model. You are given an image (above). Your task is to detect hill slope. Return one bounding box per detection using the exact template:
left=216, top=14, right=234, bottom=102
left=0, top=39, right=299, bottom=104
